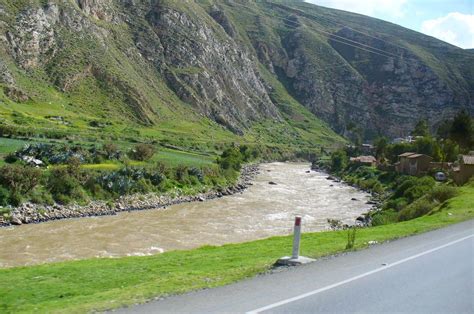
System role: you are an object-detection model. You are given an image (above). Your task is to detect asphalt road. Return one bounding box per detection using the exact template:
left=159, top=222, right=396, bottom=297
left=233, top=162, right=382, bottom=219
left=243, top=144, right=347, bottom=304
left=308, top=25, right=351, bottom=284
left=117, top=220, right=474, bottom=314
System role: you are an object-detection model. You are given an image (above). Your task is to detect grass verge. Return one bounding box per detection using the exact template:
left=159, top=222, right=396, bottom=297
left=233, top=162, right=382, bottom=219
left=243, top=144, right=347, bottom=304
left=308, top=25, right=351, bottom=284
left=0, top=183, right=473, bottom=313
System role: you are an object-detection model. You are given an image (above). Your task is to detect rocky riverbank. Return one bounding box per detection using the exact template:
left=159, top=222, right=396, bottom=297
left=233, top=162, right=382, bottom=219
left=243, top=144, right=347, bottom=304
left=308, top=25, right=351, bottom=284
left=311, top=163, right=381, bottom=226
left=0, top=165, right=260, bottom=227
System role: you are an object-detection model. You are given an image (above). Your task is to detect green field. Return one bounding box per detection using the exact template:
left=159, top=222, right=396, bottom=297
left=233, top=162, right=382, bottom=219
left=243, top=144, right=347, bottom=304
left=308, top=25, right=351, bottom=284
left=1, top=182, right=472, bottom=313
left=152, top=148, right=215, bottom=167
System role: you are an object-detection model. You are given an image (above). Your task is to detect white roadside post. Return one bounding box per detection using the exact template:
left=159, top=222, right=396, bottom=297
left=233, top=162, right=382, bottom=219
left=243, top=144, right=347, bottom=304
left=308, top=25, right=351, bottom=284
left=292, top=216, right=302, bottom=259
left=277, top=215, right=315, bottom=266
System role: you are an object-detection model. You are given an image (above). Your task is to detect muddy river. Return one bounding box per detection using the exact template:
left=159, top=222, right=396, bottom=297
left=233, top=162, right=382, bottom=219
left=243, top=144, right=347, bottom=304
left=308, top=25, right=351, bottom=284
left=0, top=162, right=372, bottom=268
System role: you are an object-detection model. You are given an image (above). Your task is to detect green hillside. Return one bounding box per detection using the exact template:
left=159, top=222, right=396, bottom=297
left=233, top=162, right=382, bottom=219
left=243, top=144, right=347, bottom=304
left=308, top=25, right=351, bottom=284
left=0, top=0, right=472, bottom=147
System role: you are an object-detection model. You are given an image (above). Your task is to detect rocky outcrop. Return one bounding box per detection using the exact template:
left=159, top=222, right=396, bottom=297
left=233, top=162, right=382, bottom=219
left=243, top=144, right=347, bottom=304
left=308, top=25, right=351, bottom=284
left=5, top=5, right=60, bottom=70
left=144, top=3, right=280, bottom=132
left=76, top=0, right=117, bottom=22
left=0, top=0, right=471, bottom=138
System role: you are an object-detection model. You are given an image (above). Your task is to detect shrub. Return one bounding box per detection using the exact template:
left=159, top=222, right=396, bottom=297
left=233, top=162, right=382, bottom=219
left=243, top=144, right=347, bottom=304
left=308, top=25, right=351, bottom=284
left=134, top=178, right=153, bottom=194
left=371, top=210, right=398, bottom=226
left=384, top=198, right=408, bottom=212
left=428, top=185, right=458, bottom=203
left=398, top=198, right=436, bottom=221
left=0, top=186, right=10, bottom=206
left=29, top=189, right=54, bottom=205
left=47, top=168, right=88, bottom=204
left=4, top=153, right=18, bottom=164
left=393, top=177, right=418, bottom=198
left=394, top=176, right=435, bottom=201
left=0, top=164, right=42, bottom=195
left=346, top=227, right=357, bottom=249
left=403, top=185, right=433, bottom=203
left=330, top=150, right=348, bottom=172
left=218, top=147, right=243, bottom=171
left=129, top=144, right=155, bottom=161
left=8, top=192, right=23, bottom=207
left=327, top=218, right=342, bottom=230
left=175, top=165, right=189, bottom=183
left=188, top=167, right=204, bottom=182
left=102, top=143, right=121, bottom=159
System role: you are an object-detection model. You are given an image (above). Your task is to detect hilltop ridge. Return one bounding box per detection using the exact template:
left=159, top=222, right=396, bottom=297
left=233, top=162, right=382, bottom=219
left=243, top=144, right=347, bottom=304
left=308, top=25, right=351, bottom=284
left=0, top=0, right=472, bottom=145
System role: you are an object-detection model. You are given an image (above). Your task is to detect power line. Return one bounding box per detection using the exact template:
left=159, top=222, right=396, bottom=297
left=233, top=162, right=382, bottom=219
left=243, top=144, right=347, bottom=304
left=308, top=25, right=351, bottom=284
left=227, top=0, right=410, bottom=63
left=268, top=1, right=474, bottom=59
left=153, top=4, right=375, bottom=79
left=263, top=9, right=401, bottom=59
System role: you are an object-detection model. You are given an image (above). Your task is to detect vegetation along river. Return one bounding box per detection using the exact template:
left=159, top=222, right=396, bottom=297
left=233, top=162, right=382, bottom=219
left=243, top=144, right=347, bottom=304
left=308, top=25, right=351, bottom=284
left=0, top=163, right=372, bottom=268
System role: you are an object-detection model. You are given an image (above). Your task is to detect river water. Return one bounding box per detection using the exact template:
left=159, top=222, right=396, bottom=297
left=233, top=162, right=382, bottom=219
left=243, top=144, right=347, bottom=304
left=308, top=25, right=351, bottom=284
left=0, top=163, right=372, bottom=268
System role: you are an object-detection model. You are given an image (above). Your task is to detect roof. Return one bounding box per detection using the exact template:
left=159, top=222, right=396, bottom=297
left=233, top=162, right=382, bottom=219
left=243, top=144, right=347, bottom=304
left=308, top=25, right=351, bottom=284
left=462, top=155, right=474, bottom=165
left=350, top=155, right=376, bottom=163
left=398, top=152, right=416, bottom=157
left=407, top=154, right=433, bottom=160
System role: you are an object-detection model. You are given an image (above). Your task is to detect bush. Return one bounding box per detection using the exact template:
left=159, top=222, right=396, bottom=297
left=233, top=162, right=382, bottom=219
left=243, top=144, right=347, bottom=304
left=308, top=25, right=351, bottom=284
left=218, top=147, right=243, bottom=171
left=384, top=198, right=408, bottom=212
left=393, top=176, right=435, bottom=201
left=4, top=153, right=18, bottom=164
left=8, top=192, right=23, bottom=207
left=47, top=168, right=88, bottom=204
left=398, top=198, right=436, bottom=221
left=346, top=227, right=357, bottom=249
left=403, top=185, right=433, bottom=203
left=102, top=143, right=121, bottom=159
left=0, top=164, right=42, bottom=195
left=428, top=185, right=458, bottom=203
left=129, top=144, right=155, bottom=161
left=371, top=210, right=398, bottom=226
left=0, top=186, right=10, bottom=206
left=393, top=177, right=418, bottom=198
left=330, top=150, right=348, bottom=172
left=29, top=189, right=54, bottom=205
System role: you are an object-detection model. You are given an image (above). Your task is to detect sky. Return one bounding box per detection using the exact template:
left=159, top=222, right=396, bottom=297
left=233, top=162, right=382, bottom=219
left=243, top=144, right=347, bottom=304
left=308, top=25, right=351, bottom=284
left=304, top=0, right=474, bottom=49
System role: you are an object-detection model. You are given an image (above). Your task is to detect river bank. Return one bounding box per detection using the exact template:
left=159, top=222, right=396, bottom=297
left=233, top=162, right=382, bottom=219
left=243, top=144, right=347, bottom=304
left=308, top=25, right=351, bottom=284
left=310, top=164, right=382, bottom=225
left=0, top=162, right=373, bottom=267
left=1, top=182, right=472, bottom=313
left=0, top=165, right=260, bottom=227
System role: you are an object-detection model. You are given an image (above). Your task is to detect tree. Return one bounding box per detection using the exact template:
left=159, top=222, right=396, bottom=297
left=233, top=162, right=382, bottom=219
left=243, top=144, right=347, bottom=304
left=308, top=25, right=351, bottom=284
left=436, top=120, right=451, bottom=139
left=330, top=150, right=348, bottom=172
left=449, top=110, right=473, bottom=150
left=412, top=119, right=430, bottom=137
left=414, top=137, right=442, bottom=161
left=439, top=139, right=459, bottom=162
left=373, top=137, right=388, bottom=159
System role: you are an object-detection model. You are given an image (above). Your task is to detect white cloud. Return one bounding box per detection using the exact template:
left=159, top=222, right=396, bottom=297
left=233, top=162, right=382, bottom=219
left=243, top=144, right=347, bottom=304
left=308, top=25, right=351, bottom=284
left=305, top=0, right=407, bottom=18
left=421, top=12, right=474, bottom=49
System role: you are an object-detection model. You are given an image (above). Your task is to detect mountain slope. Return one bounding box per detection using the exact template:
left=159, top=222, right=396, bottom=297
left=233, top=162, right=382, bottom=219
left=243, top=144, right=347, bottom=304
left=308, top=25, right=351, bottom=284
left=0, top=0, right=472, bottom=145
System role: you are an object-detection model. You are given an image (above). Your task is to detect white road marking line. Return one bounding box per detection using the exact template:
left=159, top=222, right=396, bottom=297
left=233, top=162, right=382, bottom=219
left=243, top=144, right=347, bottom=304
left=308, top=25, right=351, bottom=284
left=247, top=234, right=474, bottom=314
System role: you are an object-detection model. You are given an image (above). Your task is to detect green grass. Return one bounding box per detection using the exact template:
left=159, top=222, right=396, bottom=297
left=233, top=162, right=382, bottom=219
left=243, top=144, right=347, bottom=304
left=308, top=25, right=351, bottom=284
left=81, top=163, right=122, bottom=171
left=0, top=137, right=29, bottom=166
left=0, top=137, right=29, bottom=154
left=152, top=148, right=215, bottom=167
left=1, top=183, right=473, bottom=313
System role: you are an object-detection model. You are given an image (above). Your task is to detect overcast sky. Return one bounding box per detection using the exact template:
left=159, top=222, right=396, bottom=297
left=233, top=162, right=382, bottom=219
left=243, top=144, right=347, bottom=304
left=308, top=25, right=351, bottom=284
left=304, top=0, right=474, bottom=49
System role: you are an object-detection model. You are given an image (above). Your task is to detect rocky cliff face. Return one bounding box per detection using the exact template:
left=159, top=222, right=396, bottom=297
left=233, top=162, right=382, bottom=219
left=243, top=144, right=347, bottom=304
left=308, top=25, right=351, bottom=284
left=0, top=0, right=472, bottom=139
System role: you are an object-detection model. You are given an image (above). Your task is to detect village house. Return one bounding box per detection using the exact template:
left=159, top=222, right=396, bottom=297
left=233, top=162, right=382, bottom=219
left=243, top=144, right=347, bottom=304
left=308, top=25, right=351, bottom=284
left=349, top=155, right=377, bottom=167
left=395, top=152, right=433, bottom=176
left=361, top=144, right=374, bottom=155
left=452, top=153, right=474, bottom=185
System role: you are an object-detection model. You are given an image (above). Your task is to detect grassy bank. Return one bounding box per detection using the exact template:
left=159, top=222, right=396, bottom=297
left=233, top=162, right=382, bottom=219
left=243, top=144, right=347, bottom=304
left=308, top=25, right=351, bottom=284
left=1, top=183, right=473, bottom=313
